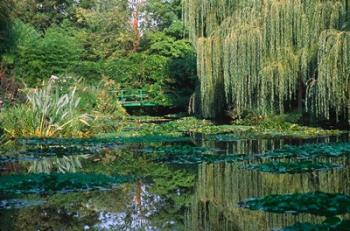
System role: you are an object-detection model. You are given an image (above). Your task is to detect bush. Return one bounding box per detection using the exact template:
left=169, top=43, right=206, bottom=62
left=104, top=53, right=172, bottom=105
left=0, top=80, right=90, bottom=137
left=12, top=21, right=82, bottom=84
left=0, top=76, right=128, bottom=137
left=81, top=77, right=128, bottom=134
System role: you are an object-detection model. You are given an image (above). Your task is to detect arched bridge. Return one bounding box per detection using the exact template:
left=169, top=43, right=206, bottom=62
left=118, top=89, right=157, bottom=107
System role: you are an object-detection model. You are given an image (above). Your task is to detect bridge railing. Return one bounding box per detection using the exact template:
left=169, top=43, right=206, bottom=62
left=117, top=89, right=156, bottom=107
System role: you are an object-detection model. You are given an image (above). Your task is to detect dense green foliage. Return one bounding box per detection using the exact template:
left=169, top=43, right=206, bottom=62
left=184, top=0, right=350, bottom=123
left=0, top=77, right=127, bottom=137
left=0, top=0, right=196, bottom=109
left=0, top=0, right=13, bottom=54
left=1, top=1, right=350, bottom=230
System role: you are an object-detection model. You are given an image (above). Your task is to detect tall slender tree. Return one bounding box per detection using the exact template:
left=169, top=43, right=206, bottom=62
left=129, top=0, right=146, bottom=51
left=0, top=0, right=13, bottom=54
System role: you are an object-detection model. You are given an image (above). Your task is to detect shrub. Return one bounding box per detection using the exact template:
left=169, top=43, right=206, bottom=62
left=0, top=81, right=90, bottom=137
left=12, top=22, right=82, bottom=84
left=83, top=77, right=128, bottom=134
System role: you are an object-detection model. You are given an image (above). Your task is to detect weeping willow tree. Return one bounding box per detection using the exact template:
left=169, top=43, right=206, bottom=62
left=184, top=0, right=350, bottom=123
left=307, top=30, right=350, bottom=123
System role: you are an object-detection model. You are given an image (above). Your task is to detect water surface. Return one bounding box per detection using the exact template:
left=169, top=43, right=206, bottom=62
left=1, top=133, right=350, bottom=230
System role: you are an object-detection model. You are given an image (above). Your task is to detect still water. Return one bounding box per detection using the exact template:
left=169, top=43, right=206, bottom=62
left=1, top=132, right=350, bottom=230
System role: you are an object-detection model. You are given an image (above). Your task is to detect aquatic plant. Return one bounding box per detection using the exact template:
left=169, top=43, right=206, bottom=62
left=143, top=145, right=216, bottom=155
left=261, top=142, right=350, bottom=159
left=16, top=135, right=191, bottom=147
left=0, top=199, right=46, bottom=210
left=154, top=153, right=246, bottom=165
left=20, top=145, right=97, bottom=156
left=244, top=161, right=341, bottom=174
left=184, top=0, right=350, bottom=122
left=281, top=218, right=350, bottom=231
left=240, top=192, right=350, bottom=216
left=120, top=116, right=342, bottom=139
left=0, top=173, right=132, bottom=194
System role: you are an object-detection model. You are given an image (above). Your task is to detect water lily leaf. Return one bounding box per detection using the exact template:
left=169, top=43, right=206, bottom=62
left=0, top=173, right=133, bottom=194
left=244, top=161, right=341, bottom=174
left=240, top=192, right=350, bottom=216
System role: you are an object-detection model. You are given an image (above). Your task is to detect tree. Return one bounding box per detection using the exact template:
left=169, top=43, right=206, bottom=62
left=13, top=0, right=77, bottom=31
left=184, top=0, right=350, bottom=123
left=142, top=0, right=182, bottom=32
left=12, top=21, right=82, bottom=83
left=129, top=0, right=145, bottom=51
left=74, top=0, right=133, bottom=60
left=0, top=0, right=13, bottom=55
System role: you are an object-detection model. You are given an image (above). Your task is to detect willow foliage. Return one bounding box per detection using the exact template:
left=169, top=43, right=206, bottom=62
left=184, top=0, right=350, bottom=123
left=307, top=30, right=350, bottom=122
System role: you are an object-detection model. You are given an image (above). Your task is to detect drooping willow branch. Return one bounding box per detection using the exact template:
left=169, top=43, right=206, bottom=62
left=184, top=0, right=349, bottom=123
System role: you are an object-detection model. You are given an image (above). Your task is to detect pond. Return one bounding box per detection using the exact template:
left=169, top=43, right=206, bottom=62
left=1, top=130, right=350, bottom=230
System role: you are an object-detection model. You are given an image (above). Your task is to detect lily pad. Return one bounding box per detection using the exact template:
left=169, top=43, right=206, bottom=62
left=281, top=218, right=350, bottom=231
left=17, top=135, right=190, bottom=146
left=0, top=199, right=46, bottom=209
left=143, top=145, right=217, bottom=155
left=240, top=192, right=350, bottom=216
left=262, top=142, right=350, bottom=159
left=19, top=146, right=98, bottom=156
left=154, top=153, right=247, bottom=165
left=244, top=161, right=341, bottom=174
left=0, top=173, right=133, bottom=194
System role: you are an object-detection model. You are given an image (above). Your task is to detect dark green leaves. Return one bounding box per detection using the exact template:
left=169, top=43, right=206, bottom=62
left=0, top=199, right=46, bottom=209
left=282, top=218, right=350, bottom=231
left=245, top=161, right=341, bottom=174
left=262, top=143, right=350, bottom=159
left=240, top=192, right=350, bottom=217
left=0, top=173, right=132, bottom=194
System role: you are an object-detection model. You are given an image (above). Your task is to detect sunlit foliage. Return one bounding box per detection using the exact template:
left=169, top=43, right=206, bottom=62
left=184, top=0, right=350, bottom=122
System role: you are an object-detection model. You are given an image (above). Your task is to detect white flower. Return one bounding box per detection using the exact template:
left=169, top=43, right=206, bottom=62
left=49, top=75, right=59, bottom=81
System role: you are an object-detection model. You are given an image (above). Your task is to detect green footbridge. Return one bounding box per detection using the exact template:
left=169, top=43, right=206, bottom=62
left=118, top=89, right=157, bottom=107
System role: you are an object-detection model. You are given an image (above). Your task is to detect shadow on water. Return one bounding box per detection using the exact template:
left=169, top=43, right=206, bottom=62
left=0, top=132, right=350, bottom=230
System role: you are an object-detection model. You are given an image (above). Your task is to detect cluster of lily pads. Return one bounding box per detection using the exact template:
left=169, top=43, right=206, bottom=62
left=237, top=142, right=350, bottom=174
left=281, top=218, right=350, bottom=231
left=0, top=173, right=133, bottom=194
left=16, top=135, right=191, bottom=146
left=240, top=192, right=350, bottom=216
left=240, top=192, right=350, bottom=230
left=0, top=199, right=46, bottom=210
left=260, top=142, right=350, bottom=159
left=244, top=161, right=342, bottom=174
